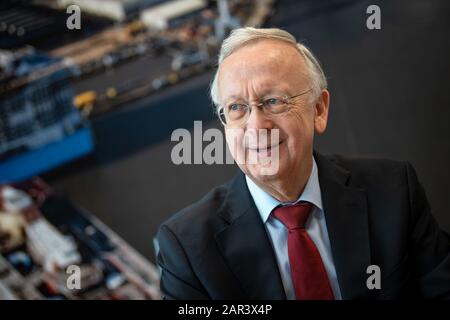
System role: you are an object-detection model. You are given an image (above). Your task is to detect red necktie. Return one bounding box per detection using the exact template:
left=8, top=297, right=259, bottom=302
left=272, top=202, right=334, bottom=300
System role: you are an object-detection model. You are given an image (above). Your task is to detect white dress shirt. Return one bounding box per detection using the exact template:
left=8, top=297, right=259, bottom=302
left=245, top=157, right=342, bottom=299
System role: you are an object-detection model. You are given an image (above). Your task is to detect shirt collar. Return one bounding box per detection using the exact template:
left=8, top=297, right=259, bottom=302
left=245, top=156, right=323, bottom=223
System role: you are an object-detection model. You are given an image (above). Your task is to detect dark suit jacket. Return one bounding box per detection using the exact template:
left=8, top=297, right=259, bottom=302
left=156, top=152, right=450, bottom=299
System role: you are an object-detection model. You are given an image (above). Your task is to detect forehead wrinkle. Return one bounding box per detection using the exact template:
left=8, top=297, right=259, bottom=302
left=218, top=40, right=309, bottom=104
left=220, top=78, right=284, bottom=105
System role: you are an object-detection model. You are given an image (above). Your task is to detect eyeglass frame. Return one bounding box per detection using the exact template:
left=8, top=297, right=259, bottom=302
left=216, top=88, right=313, bottom=127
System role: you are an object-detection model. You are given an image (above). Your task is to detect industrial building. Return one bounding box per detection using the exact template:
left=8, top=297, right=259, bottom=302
left=140, top=0, right=207, bottom=30
left=55, top=0, right=165, bottom=21
left=0, top=49, right=93, bottom=182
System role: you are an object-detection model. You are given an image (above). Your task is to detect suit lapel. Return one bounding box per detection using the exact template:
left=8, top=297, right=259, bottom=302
left=314, top=152, right=372, bottom=299
left=214, top=173, right=286, bottom=299
left=214, top=152, right=372, bottom=300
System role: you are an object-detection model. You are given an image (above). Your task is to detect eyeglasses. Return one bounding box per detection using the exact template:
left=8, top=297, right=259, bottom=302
left=217, top=88, right=312, bottom=127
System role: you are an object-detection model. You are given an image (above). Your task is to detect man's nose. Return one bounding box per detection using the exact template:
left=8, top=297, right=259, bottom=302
left=245, top=105, right=275, bottom=130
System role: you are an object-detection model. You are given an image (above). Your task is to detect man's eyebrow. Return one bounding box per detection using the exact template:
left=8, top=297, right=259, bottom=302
left=222, top=95, right=243, bottom=105
left=222, top=88, right=289, bottom=104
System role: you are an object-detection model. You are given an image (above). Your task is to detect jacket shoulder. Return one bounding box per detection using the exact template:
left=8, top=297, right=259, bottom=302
left=324, top=153, right=409, bottom=186
left=158, top=178, right=233, bottom=244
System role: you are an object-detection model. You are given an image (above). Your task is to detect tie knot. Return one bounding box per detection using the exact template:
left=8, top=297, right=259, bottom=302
left=272, top=202, right=313, bottom=230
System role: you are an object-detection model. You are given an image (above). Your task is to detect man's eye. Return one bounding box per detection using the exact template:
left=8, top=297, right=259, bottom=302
left=266, top=98, right=282, bottom=106
left=228, top=104, right=244, bottom=112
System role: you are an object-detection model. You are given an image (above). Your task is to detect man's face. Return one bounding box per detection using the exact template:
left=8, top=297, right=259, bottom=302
left=217, top=39, right=329, bottom=186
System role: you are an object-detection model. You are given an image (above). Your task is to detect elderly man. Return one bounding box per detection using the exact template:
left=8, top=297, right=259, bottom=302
left=156, top=27, right=450, bottom=299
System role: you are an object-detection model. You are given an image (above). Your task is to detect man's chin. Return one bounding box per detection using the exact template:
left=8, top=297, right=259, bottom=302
left=246, top=165, right=283, bottom=182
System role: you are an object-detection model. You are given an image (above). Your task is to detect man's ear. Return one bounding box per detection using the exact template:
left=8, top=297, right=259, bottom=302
left=314, top=89, right=330, bottom=134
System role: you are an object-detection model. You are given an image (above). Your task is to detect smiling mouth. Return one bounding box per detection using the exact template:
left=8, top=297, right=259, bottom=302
left=248, top=140, right=284, bottom=152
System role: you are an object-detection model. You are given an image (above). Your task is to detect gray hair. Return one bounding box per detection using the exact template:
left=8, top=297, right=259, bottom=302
left=210, top=27, right=327, bottom=109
